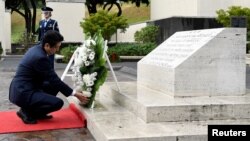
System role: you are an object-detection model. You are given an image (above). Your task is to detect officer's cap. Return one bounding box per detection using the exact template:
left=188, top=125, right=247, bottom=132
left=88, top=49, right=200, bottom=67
left=41, top=7, right=53, bottom=12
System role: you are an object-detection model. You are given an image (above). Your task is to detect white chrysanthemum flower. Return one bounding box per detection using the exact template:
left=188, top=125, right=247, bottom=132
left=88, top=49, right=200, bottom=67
left=83, top=74, right=91, bottom=83
left=87, top=88, right=92, bottom=92
left=84, top=61, right=90, bottom=66
left=90, top=72, right=97, bottom=82
left=85, top=39, right=96, bottom=47
left=89, top=52, right=95, bottom=60
left=92, top=72, right=97, bottom=77
left=92, top=77, right=96, bottom=81
left=80, top=55, right=87, bottom=62
left=87, top=49, right=92, bottom=52
left=79, top=44, right=87, bottom=52
left=87, top=81, right=94, bottom=87
left=83, top=74, right=95, bottom=87
left=74, top=57, right=83, bottom=67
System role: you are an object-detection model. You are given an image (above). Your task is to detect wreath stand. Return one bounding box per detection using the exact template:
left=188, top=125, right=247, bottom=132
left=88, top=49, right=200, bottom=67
left=61, top=41, right=121, bottom=93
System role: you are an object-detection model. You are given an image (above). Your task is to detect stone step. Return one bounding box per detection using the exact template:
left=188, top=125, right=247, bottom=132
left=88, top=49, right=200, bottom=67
left=67, top=91, right=250, bottom=141
left=101, top=82, right=250, bottom=123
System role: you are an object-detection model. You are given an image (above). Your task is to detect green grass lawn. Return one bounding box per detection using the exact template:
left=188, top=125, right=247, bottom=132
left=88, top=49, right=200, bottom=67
left=11, top=4, right=150, bottom=43
left=122, top=4, right=150, bottom=24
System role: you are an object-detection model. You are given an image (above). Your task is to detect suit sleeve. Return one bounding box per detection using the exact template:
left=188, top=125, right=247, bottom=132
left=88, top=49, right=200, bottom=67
left=34, top=57, right=73, bottom=97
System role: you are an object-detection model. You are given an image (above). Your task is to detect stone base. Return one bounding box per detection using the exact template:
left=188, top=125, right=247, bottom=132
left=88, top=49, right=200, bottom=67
left=67, top=82, right=250, bottom=141
left=102, top=82, right=250, bottom=123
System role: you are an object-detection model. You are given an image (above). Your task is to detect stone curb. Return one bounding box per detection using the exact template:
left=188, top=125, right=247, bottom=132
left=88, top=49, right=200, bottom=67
left=119, top=66, right=137, bottom=76
left=106, top=65, right=123, bottom=71
left=1, top=55, right=24, bottom=58
left=119, top=56, right=144, bottom=59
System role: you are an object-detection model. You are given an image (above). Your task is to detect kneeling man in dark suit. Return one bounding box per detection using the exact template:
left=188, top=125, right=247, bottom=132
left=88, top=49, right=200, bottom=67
left=9, top=30, right=88, bottom=124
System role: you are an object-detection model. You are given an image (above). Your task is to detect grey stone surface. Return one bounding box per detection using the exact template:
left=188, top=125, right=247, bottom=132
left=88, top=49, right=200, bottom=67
left=69, top=85, right=250, bottom=141
left=138, top=28, right=246, bottom=97
left=103, top=82, right=250, bottom=123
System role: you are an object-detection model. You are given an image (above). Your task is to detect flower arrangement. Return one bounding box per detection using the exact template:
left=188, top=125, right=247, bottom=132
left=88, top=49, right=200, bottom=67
left=72, top=31, right=108, bottom=108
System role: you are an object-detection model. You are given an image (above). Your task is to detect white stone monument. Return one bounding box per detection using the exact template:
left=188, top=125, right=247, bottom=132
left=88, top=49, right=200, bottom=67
left=138, top=28, right=246, bottom=97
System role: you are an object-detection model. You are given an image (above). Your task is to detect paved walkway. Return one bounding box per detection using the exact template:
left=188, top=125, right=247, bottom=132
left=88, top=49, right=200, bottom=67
left=0, top=57, right=137, bottom=141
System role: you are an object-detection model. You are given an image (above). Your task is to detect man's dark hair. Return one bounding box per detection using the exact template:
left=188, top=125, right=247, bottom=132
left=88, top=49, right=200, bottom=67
left=41, top=30, right=64, bottom=48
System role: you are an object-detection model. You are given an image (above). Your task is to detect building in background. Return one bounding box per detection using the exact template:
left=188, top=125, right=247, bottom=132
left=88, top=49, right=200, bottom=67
left=151, top=0, right=250, bottom=20
left=46, top=0, right=85, bottom=42
left=0, top=0, right=11, bottom=55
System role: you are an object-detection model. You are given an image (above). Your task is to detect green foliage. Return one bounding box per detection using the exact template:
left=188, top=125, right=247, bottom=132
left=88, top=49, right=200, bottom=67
left=134, top=25, right=159, bottom=43
left=59, top=45, right=77, bottom=63
left=17, top=31, right=37, bottom=51
left=216, top=6, right=250, bottom=40
left=216, top=6, right=250, bottom=28
left=108, top=43, right=157, bottom=57
left=80, top=10, right=129, bottom=41
left=88, top=66, right=108, bottom=108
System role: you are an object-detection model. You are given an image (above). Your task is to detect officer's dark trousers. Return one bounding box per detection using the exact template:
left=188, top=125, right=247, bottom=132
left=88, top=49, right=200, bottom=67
left=23, top=82, right=64, bottom=116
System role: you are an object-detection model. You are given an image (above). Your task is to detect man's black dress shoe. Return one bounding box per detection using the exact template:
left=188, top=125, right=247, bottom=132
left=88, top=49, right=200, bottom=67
left=16, top=110, right=37, bottom=124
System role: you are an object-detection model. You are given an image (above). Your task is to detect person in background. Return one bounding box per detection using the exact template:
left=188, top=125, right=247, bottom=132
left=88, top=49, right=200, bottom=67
left=9, top=30, right=89, bottom=124
left=37, top=6, right=59, bottom=68
left=37, top=6, right=59, bottom=41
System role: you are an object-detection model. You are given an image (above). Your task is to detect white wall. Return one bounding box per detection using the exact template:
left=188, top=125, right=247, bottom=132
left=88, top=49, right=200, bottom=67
left=151, top=0, right=250, bottom=20
left=199, top=0, right=250, bottom=17
left=110, top=22, right=147, bottom=43
left=0, top=0, right=4, bottom=55
left=233, top=0, right=250, bottom=5
left=151, top=0, right=198, bottom=20
left=0, top=0, right=11, bottom=55
left=47, top=2, right=85, bottom=42
left=4, top=10, right=11, bottom=53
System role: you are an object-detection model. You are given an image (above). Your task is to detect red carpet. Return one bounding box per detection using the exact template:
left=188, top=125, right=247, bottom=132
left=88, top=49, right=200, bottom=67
left=0, top=103, right=86, bottom=134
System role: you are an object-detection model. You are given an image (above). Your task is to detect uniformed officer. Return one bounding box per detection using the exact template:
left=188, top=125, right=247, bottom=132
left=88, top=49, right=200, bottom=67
left=37, top=7, right=59, bottom=41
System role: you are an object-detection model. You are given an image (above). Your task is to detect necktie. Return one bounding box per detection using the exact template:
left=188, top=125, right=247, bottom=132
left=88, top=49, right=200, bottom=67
left=44, top=20, right=48, bottom=27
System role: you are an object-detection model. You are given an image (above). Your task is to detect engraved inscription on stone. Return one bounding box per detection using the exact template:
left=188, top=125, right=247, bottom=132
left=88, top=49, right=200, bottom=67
left=141, top=29, right=223, bottom=68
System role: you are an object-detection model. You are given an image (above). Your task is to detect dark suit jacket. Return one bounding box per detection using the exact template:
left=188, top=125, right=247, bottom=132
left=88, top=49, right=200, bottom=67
left=9, top=44, right=72, bottom=107
left=37, top=19, right=59, bottom=69
left=37, top=19, right=59, bottom=41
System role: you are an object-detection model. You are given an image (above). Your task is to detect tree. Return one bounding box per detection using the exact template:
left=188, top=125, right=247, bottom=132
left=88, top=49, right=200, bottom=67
left=134, top=25, right=159, bottom=44
left=80, top=10, right=128, bottom=41
left=5, top=0, right=46, bottom=45
left=216, top=6, right=250, bottom=39
left=85, top=0, right=150, bottom=16
left=5, top=0, right=45, bottom=35
left=216, top=6, right=250, bottom=52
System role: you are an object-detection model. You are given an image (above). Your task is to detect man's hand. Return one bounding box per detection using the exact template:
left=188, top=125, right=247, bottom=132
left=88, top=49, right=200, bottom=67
left=74, top=92, right=89, bottom=105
